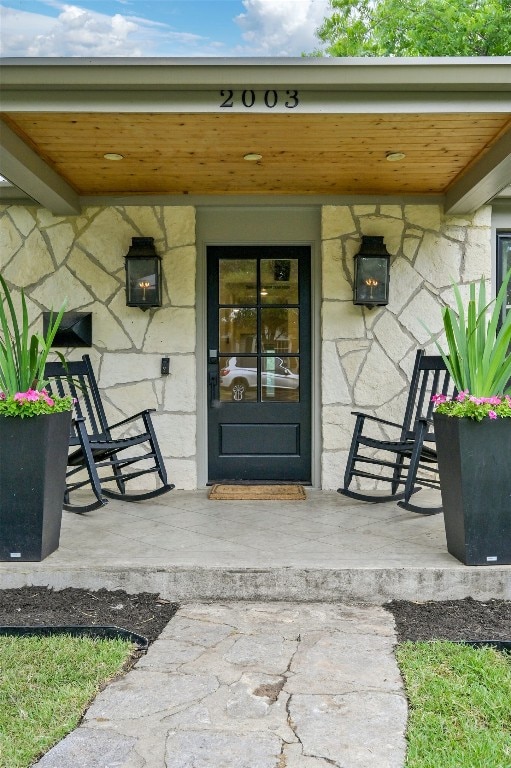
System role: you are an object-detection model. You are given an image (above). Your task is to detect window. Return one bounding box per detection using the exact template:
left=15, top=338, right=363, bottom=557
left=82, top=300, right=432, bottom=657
left=496, top=230, right=511, bottom=324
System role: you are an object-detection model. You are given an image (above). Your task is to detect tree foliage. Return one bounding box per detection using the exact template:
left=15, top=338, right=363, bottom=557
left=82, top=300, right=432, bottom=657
left=313, top=0, right=511, bottom=57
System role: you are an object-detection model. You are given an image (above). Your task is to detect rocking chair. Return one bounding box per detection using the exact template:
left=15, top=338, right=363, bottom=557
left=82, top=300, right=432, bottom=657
left=44, top=355, right=174, bottom=513
left=339, top=349, right=453, bottom=514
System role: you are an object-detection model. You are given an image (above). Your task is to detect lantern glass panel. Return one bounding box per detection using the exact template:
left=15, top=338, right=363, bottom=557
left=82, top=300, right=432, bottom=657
left=355, top=256, right=388, bottom=305
left=127, top=257, right=160, bottom=307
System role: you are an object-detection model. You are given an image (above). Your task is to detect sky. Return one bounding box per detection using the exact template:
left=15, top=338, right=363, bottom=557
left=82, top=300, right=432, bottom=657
left=0, top=0, right=330, bottom=57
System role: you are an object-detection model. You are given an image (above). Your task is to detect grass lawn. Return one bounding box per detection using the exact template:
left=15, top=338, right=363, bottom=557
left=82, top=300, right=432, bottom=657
left=397, top=641, right=511, bottom=768
left=0, top=634, right=134, bottom=768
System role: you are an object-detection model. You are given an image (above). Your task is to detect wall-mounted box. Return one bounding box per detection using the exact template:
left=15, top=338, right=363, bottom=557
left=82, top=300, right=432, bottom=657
left=43, top=311, right=92, bottom=347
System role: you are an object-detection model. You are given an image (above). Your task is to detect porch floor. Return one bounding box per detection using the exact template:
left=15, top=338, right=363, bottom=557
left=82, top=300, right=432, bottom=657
left=1, top=489, right=510, bottom=603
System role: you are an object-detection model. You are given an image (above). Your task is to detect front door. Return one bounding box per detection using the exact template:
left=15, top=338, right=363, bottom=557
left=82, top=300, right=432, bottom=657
left=207, top=245, right=311, bottom=482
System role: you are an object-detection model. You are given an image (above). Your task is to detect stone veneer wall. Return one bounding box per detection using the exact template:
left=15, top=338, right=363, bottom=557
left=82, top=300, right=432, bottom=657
left=0, top=204, right=197, bottom=489
left=0, top=201, right=493, bottom=491
left=321, top=204, right=492, bottom=490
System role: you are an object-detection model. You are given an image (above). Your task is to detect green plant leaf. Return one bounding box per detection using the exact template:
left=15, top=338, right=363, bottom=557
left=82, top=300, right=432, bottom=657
left=0, top=275, right=67, bottom=398
left=434, top=269, right=511, bottom=396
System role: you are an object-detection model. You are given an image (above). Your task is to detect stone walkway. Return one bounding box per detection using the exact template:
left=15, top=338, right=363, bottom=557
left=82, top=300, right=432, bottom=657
left=35, top=602, right=408, bottom=768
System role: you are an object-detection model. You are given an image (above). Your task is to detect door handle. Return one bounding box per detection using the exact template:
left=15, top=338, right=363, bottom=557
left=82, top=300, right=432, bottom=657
left=208, top=371, right=219, bottom=404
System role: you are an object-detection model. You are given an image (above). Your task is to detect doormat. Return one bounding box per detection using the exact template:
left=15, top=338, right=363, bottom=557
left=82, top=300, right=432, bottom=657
left=208, top=484, right=306, bottom=501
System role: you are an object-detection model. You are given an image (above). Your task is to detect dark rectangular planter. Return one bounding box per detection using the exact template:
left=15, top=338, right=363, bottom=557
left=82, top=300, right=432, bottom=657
left=0, top=411, right=71, bottom=562
left=434, top=413, right=511, bottom=566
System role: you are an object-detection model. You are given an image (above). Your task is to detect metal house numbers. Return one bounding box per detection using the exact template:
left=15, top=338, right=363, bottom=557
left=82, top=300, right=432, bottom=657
left=219, top=90, right=300, bottom=109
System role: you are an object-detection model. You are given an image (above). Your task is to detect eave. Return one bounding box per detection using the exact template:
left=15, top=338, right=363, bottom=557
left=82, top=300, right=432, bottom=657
left=1, top=57, right=510, bottom=215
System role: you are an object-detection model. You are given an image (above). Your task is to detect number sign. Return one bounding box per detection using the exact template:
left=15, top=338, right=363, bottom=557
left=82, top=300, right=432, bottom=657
left=220, top=90, right=300, bottom=109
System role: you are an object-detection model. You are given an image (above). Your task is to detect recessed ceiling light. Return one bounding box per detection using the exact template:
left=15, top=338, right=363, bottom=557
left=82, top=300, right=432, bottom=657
left=103, top=153, right=124, bottom=161
left=243, top=153, right=263, bottom=161
left=386, top=152, right=406, bottom=162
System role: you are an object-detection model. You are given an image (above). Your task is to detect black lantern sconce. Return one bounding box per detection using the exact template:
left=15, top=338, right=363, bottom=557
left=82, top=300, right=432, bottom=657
left=124, top=237, right=162, bottom=310
left=353, top=236, right=390, bottom=309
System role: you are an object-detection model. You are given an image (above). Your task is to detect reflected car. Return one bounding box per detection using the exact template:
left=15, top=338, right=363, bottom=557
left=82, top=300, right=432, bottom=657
left=220, top=356, right=299, bottom=399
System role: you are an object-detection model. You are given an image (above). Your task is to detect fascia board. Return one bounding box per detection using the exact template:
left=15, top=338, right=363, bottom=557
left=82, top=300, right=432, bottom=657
left=1, top=56, right=511, bottom=92
left=3, top=89, right=509, bottom=114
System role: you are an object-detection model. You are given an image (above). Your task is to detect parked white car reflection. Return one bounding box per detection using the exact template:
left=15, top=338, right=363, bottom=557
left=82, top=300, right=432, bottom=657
left=220, top=356, right=299, bottom=400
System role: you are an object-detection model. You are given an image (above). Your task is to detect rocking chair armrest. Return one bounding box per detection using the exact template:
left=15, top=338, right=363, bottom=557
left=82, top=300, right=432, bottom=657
left=108, top=408, right=156, bottom=430
left=351, top=411, right=403, bottom=430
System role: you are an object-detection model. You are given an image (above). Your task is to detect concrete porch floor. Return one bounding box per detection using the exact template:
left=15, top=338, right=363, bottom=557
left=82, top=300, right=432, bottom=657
left=1, top=489, right=510, bottom=603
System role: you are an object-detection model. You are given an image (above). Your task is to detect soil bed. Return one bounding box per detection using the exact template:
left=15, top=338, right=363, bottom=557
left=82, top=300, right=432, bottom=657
left=386, top=597, right=511, bottom=643
left=0, top=587, right=178, bottom=644
left=0, top=589, right=510, bottom=644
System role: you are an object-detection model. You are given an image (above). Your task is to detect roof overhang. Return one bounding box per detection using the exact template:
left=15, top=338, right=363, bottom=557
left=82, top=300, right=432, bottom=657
left=1, top=57, right=510, bottom=215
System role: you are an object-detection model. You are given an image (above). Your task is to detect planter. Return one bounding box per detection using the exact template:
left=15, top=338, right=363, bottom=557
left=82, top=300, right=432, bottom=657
left=434, top=413, right=511, bottom=566
left=0, top=411, right=72, bottom=562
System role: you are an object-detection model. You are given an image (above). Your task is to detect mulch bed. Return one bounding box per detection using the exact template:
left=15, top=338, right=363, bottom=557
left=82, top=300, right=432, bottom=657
left=0, top=588, right=510, bottom=645
left=386, top=597, right=511, bottom=643
left=0, top=587, right=178, bottom=644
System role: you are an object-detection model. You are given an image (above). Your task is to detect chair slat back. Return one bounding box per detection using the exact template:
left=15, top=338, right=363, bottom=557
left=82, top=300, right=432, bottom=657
left=44, top=355, right=110, bottom=441
left=402, top=350, right=453, bottom=441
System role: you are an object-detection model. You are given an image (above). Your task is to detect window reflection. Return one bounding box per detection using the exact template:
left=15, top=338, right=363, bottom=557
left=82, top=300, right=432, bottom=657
left=497, top=233, right=511, bottom=324
left=219, top=355, right=257, bottom=402
left=261, top=308, right=299, bottom=354
left=219, top=308, right=257, bottom=354
left=216, top=254, right=301, bottom=403
left=262, top=357, right=299, bottom=402
left=219, top=260, right=257, bottom=304
left=260, top=259, right=298, bottom=304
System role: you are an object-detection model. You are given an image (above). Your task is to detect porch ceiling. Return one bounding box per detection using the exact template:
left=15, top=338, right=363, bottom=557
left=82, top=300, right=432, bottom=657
left=1, top=57, right=510, bottom=215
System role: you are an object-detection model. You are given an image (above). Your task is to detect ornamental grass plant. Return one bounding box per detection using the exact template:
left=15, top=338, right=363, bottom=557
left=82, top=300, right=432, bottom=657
left=0, top=275, right=72, bottom=418
left=433, top=268, right=511, bottom=420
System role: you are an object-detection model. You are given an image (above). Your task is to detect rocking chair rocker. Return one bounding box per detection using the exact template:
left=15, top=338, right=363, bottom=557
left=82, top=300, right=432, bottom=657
left=45, top=355, right=174, bottom=513
left=339, top=349, right=453, bottom=514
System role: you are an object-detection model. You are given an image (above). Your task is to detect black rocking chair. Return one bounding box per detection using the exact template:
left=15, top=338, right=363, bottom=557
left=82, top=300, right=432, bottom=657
left=45, top=355, right=174, bottom=513
left=338, top=349, right=453, bottom=514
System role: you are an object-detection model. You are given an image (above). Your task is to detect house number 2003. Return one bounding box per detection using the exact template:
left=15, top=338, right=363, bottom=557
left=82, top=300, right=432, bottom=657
left=219, top=90, right=300, bottom=109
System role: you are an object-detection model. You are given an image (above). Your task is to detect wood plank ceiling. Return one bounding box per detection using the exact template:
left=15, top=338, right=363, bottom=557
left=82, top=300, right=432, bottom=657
left=3, top=111, right=511, bottom=197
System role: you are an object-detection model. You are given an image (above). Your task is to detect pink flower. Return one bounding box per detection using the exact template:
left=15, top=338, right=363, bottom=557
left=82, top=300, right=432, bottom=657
left=480, top=396, right=502, bottom=405
left=488, top=410, right=498, bottom=420
left=14, top=388, right=52, bottom=404
left=431, top=394, right=447, bottom=404
left=0, top=392, right=5, bottom=401
left=456, top=390, right=469, bottom=402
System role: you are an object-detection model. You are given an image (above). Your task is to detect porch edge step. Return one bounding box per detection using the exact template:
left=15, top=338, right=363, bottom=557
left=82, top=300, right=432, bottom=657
left=0, top=565, right=509, bottom=603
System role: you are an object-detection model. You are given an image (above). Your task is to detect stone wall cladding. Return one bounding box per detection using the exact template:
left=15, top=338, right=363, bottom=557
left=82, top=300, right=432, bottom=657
left=0, top=201, right=492, bottom=491
left=0, top=204, right=197, bottom=490
left=321, top=204, right=492, bottom=490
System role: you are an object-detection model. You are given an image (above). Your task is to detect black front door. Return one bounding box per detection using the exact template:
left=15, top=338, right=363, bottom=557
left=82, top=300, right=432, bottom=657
left=207, top=245, right=311, bottom=483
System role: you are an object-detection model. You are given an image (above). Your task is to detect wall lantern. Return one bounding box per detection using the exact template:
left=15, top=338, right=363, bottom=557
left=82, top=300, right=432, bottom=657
left=353, top=236, right=390, bottom=309
left=124, top=237, right=162, bottom=310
